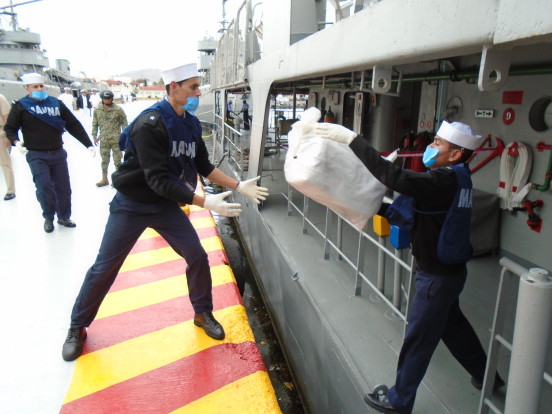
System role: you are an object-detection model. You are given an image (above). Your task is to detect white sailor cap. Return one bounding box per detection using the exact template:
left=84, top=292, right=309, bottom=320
left=436, top=121, right=482, bottom=150
left=80, top=89, right=87, bottom=93
left=21, top=72, right=46, bottom=85
left=160, top=63, right=199, bottom=85
left=63, top=86, right=71, bottom=90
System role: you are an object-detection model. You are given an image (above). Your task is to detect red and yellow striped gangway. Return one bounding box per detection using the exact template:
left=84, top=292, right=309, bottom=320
left=60, top=197, right=282, bottom=413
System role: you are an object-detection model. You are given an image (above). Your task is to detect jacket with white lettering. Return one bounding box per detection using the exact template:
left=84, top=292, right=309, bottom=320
left=4, top=99, right=92, bottom=150
left=350, top=136, right=471, bottom=275
left=111, top=111, right=215, bottom=204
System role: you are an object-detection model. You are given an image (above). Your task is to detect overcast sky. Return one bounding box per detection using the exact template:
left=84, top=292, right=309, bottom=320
left=1, top=0, right=235, bottom=78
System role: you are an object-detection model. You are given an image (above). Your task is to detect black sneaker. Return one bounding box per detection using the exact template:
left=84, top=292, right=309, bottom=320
left=57, top=218, right=76, bottom=228
left=44, top=219, right=54, bottom=233
left=364, top=388, right=406, bottom=414
left=471, top=375, right=506, bottom=391
left=4, top=193, right=15, bottom=201
left=62, top=328, right=87, bottom=361
left=194, top=312, right=225, bottom=340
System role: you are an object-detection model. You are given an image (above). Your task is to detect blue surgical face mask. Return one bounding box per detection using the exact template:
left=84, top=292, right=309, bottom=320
left=422, top=146, right=440, bottom=168
left=183, top=96, right=199, bottom=115
left=31, top=90, right=48, bottom=101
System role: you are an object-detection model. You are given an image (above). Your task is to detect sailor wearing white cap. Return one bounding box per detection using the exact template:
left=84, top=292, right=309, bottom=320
left=76, top=89, right=92, bottom=118
left=4, top=72, right=95, bottom=233
left=58, top=86, right=75, bottom=110
left=314, top=121, right=504, bottom=413
left=89, top=87, right=101, bottom=108
left=62, top=62, right=268, bottom=361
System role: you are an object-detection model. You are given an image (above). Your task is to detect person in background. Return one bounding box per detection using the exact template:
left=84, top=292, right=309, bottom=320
left=0, top=93, right=15, bottom=200
left=4, top=72, right=96, bottom=232
left=58, top=87, right=75, bottom=111
left=92, top=90, right=128, bottom=187
left=61, top=62, right=268, bottom=361
left=76, top=89, right=92, bottom=118
left=89, top=88, right=102, bottom=108
left=226, top=100, right=235, bottom=126
left=240, top=99, right=250, bottom=130
left=314, top=120, right=504, bottom=414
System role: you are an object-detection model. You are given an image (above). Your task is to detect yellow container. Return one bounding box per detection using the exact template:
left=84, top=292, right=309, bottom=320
left=373, top=215, right=390, bottom=237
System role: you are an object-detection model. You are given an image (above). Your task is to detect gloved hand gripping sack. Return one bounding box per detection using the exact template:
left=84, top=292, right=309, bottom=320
left=284, top=107, right=395, bottom=230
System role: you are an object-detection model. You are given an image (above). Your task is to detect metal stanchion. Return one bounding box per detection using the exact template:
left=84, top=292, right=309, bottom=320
left=504, top=267, right=552, bottom=414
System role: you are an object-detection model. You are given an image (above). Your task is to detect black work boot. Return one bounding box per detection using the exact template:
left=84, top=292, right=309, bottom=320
left=44, top=219, right=54, bottom=233
left=57, top=218, right=76, bottom=228
left=62, top=328, right=87, bottom=361
left=194, top=312, right=225, bottom=340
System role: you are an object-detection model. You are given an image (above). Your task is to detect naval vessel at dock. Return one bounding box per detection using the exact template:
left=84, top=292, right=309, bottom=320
left=196, top=1, right=552, bottom=413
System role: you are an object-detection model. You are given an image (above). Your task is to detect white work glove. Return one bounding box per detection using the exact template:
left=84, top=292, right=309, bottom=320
left=236, top=176, right=269, bottom=204
left=15, top=141, right=28, bottom=155
left=314, top=123, right=357, bottom=145
left=88, top=146, right=97, bottom=157
left=204, top=191, right=242, bottom=217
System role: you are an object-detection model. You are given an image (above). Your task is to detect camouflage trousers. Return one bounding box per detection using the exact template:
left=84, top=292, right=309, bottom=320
left=98, top=136, right=122, bottom=173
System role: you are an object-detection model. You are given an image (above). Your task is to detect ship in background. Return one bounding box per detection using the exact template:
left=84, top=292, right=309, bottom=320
left=0, top=0, right=97, bottom=102
left=196, top=1, right=552, bottom=413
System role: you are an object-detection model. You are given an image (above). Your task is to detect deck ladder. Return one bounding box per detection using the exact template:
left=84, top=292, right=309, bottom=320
left=479, top=257, right=552, bottom=414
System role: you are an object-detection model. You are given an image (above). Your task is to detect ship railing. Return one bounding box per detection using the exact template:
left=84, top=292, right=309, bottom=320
left=210, top=1, right=247, bottom=89
left=479, top=258, right=552, bottom=414
left=284, top=188, right=414, bottom=325
left=213, top=113, right=247, bottom=178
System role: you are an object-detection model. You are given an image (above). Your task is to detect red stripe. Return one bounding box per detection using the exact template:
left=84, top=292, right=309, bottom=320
left=110, top=250, right=229, bottom=292
left=130, top=226, right=220, bottom=254
left=61, top=342, right=266, bottom=414
left=82, top=282, right=243, bottom=354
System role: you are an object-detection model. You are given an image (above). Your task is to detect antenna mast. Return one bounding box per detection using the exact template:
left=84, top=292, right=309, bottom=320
left=0, top=0, right=44, bottom=31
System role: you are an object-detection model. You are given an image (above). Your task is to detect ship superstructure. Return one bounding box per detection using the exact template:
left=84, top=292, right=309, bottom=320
left=199, top=1, right=552, bottom=413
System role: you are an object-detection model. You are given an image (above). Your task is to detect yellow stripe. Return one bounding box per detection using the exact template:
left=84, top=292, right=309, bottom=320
left=191, top=216, right=217, bottom=229
left=136, top=213, right=214, bottom=240
left=138, top=228, right=160, bottom=240
left=169, top=371, right=282, bottom=414
left=96, top=265, right=235, bottom=319
left=63, top=305, right=252, bottom=403
left=120, top=236, right=224, bottom=272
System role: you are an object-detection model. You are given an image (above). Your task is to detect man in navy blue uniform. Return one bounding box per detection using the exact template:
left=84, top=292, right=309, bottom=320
left=315, top=120, right=503, bottom=414
left=62, top=63, right=268, bottom=361
left=4, top=72, right=95, bottom=233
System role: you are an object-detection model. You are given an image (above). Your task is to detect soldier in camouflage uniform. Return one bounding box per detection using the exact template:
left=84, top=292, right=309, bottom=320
left=92, top=90, right=128, bottom=187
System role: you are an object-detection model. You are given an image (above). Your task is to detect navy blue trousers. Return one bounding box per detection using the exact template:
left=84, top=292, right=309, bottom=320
left=70, top=193, right=213, bottom=328
left=26, top=149, right=72, bottom=220
left=388, top=268, right=488, bottom=413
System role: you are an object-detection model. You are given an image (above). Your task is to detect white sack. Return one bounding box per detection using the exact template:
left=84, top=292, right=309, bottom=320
left=284, top=107, right=394, bottom=230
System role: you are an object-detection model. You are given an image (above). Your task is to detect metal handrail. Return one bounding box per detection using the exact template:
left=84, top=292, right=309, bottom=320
left=479, top=258, right=552, bottom=414
left=284, top=188, right=413, bottom=322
